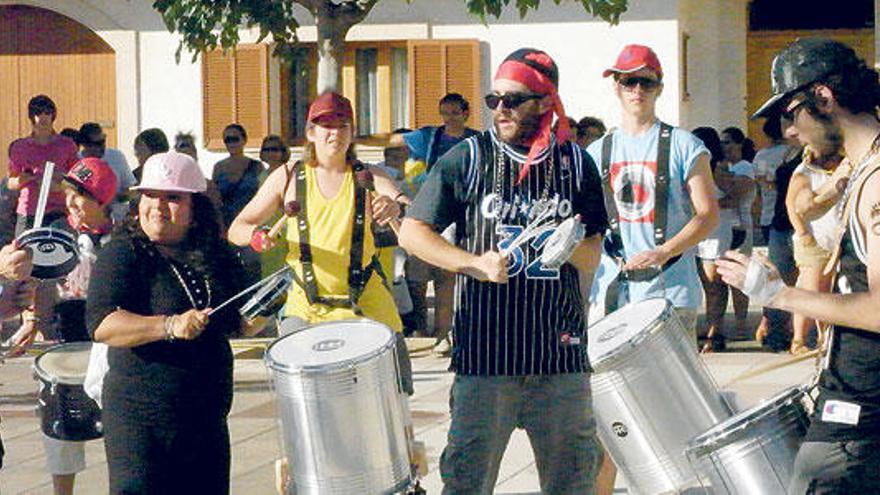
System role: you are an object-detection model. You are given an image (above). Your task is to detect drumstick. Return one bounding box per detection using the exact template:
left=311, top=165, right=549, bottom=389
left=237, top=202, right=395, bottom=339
left=32, top=161, right=55, bottom=230
left=721, top=349, right=821, bottom=388
left=207, top=265, right=291, bottom=316
left=266, top=201, right=301, bottom=239
left=355, top=167, right=401, bottom=236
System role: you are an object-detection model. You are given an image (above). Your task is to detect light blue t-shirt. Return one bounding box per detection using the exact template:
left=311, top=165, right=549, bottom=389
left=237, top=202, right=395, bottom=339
left=587, top=121, right=709, bottom=309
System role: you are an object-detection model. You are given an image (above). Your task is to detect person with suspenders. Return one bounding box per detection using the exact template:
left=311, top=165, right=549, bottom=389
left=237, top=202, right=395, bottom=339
left=719, top=38, right=880, bottom=493
left=587, top=44, right=719, bottom=339
left=586, top=45, right=720, bottom=495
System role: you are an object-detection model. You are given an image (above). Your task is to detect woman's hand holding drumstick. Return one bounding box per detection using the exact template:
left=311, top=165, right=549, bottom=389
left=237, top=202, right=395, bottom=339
left=355, top=167, right=402, bottom=235
left=250, top=200, right=301, bottom=253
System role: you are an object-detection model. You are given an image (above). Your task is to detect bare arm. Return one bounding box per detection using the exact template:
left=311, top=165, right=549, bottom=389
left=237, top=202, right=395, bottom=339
left=399, top=218, right=507, bottom=282
left=93, top=308, right=210, bottom=347
left=227, top=164, right=288, bottom=246
left=786, top=173, right=812, bottom=235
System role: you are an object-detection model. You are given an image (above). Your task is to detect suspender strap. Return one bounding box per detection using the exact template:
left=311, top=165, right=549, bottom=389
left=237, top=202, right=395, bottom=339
left=654, top=122, right=673, bottom=246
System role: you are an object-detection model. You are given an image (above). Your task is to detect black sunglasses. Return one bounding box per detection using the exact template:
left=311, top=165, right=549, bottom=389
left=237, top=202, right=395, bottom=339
left=484, top=92, right=544, bottom=110
left=223, top=135, right=242, bottom=144
left=617, top=76, right=661, bottom=90
left=262, top=147, right=285, bottom=153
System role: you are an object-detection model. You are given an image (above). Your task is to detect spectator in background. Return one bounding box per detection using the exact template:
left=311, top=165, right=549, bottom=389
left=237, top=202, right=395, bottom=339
left=787, top=146, right=848, bottom=354
left=401, top=94, right=478, bottom=347
left=78, top=122, right=137, bottom=222
left=753, top=117, right=793, bottom=244
left=212, top=124, right=263, bottom=229
left=173, top=132, right=198, bottom=162
left=576, top=116, right=607, bottom=148
left=715, top=126, right=756, bottom=347
left=132, top=128, right=169, bottom=182
left=59, top=128, right=79, bottom=143
left=212, top=123, right=264, bottom=284
left=255, top=135, right=290, bottom=282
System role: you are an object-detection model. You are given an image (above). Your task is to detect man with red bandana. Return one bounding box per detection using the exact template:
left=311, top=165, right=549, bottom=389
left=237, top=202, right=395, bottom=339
left=401, top=48, right=607, bottom=494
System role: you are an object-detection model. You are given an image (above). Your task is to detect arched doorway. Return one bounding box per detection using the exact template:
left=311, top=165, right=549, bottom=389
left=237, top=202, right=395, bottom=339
left=0, top=4, right=117, bottom=175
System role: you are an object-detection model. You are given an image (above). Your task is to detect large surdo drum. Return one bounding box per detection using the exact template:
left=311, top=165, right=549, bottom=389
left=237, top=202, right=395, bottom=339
left=34, top=342, right=103, bottom=441
left=266, top=319, right=412, bottom=494
left=589, top=298, right=732, bottom=494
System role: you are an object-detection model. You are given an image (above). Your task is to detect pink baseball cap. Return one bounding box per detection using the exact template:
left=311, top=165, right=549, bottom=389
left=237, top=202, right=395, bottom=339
left=63, top=157, right=118, bottom=206
left=603, top=44, right=663, bottom=80
left=133, top=151, right=207, bottom=193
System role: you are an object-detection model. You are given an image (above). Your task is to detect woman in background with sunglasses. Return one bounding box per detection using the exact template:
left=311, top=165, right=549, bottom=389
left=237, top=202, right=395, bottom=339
left=212, top=123, right=265, bottom=283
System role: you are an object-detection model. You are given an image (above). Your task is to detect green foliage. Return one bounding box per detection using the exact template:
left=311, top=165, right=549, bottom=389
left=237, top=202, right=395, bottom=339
left=153, top=0, right=303, bottom=63
left=154, top=0, right=628, bottom=64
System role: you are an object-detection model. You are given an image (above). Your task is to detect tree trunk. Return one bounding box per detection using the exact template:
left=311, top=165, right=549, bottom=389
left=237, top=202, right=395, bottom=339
left=315, top=16, right=352, bottom=93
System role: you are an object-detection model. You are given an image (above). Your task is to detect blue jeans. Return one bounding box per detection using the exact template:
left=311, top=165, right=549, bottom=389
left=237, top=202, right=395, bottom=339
left=440, top=373, right=601, bottom=495
left=788, top=440, right=880, bottom=494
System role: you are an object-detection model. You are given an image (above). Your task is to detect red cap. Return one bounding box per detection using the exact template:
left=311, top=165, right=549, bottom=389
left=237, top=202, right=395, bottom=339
left=603, top=44, right=663, bottom=80
left=307, top=92, right=353, bottom=124
left=63, top=157, right=119, bottom=206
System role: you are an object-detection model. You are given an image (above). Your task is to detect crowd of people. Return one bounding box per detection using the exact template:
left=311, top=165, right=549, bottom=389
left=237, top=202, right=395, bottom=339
left=0, top=37, right=876, bottom=494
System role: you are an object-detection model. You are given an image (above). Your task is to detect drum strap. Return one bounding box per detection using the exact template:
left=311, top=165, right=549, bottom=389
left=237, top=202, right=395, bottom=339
left=601, top=122, right=681, bottom=312
left=294, top=162, right=387, bottom=315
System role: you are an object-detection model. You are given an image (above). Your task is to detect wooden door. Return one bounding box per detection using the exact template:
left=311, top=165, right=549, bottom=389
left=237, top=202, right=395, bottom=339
left=747, top=29, right=873, bottom=147
left=0, top=5, right=116, bottom=176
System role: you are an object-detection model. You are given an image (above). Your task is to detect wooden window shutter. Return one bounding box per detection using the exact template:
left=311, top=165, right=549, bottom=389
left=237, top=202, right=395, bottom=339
left=408, top=40, right=481, bottom=129
left=202, top=44, right=269, bottom=150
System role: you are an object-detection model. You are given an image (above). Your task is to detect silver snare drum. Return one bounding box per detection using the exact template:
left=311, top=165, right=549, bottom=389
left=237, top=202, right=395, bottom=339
left=589, top=298, right=732, bottom=494
left=266, top=319, right=411, bottom=495
left=687, top=386, right=809, bottom=495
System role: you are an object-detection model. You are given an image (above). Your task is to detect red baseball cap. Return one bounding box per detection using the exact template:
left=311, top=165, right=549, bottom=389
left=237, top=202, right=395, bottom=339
left=307, top=92, right=354, bottom=124
left=63, top=157, right=119, bottom=206
left=603, top=44, right=663, bottom=80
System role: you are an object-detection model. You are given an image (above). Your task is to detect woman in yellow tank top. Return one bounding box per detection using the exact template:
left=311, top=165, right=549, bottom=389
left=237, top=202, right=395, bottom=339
left=228, top=92, right=408, bottom=334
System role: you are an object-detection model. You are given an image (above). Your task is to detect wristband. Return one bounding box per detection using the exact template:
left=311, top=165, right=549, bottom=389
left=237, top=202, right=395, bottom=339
left=250, top=226, right=271, bottom=253
left=742, top=259, right=785, bottom=306
left=393, top=192, right=407, bottom=203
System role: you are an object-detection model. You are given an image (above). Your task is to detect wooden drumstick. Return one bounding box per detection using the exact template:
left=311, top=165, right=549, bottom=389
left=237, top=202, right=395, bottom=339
left=267, top=201, right=301, bottom=238
left=355, top=167, right=401, bottom=236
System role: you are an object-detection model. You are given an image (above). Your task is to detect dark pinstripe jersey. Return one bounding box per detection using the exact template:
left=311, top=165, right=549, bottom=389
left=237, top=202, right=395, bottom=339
left=407, top=129, right=608, bottom=376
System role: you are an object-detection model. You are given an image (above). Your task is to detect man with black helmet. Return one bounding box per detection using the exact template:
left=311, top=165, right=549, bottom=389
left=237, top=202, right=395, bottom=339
left=401, top=48, right=607, bottom=494
left=718, top=38, right=880, bottom=492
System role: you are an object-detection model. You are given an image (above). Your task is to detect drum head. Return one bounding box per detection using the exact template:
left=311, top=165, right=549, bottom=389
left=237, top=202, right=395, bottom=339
left=266, top=319, right=395, bottom=372
left=588, top=298, right=669, bottom=365
left=688, top=386, right=805, bottom=454
left=34, top=342, right=92, bottom=385
left=17, top=227, right=79, bottom=280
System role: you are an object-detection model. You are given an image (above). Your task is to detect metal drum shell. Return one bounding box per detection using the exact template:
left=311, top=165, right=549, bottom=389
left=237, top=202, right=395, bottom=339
left=34, top=342, right=103, bottom=441
left=589, top=298, right=732, bottom=495
left=266, top=320, right=411, bottom=495
left=686, top=387, right=809, bottom=495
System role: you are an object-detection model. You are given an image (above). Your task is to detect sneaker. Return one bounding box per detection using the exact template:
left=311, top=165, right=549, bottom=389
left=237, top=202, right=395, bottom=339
left=433, top=334, right=452, bottom=357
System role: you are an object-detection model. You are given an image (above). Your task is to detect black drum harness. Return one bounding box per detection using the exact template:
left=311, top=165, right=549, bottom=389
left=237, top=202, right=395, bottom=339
left=601, top=122, right=682, bottom=313
left=286, top=161, right=390, bottom=316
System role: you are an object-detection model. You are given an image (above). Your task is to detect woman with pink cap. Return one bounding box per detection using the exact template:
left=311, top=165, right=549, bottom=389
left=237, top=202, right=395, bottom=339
left=86, top=151, right=261, bottom=494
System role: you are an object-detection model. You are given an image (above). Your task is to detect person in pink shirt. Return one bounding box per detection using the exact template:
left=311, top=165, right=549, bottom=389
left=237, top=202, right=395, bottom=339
left=7, top=95, right=79, bottom=235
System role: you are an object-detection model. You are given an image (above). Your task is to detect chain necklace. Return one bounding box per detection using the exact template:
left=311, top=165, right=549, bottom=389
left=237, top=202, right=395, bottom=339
left=167, top=261, right=212, bottom=310
left=492, top=137, right=555, bottom=220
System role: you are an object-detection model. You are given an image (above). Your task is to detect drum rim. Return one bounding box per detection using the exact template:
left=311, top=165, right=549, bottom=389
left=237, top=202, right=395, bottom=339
left=540, top=217, right=583, bottom=265
left=33, top=341, right=93, bottom=385
left=589, top=298, right=672, bottom=368
left=18, top=226, right=80, bottom=279
left=686, top=386, right=806, bottom=455
left=16, top=226, right=78, bottom=243
left=265, top=318, right=397, bottom=374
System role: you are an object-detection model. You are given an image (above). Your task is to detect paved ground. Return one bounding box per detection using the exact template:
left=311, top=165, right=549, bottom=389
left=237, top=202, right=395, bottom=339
left=0, top=311, right=819, bottom=494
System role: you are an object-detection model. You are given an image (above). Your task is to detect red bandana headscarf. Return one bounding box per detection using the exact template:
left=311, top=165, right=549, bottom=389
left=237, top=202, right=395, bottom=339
left=494, top=49, right=571, bottom=184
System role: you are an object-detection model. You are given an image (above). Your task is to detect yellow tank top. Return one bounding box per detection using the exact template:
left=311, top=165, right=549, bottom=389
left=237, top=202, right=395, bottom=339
left=284, top=164, right=402, bottom=331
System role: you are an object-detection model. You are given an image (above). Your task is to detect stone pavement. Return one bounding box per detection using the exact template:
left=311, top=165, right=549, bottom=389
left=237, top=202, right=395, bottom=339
left=0, top=323, right=819, bottom=494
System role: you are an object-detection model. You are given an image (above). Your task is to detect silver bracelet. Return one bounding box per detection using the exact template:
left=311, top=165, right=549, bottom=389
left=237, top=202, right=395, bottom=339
left=164, top=315, right=177, bottom=342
